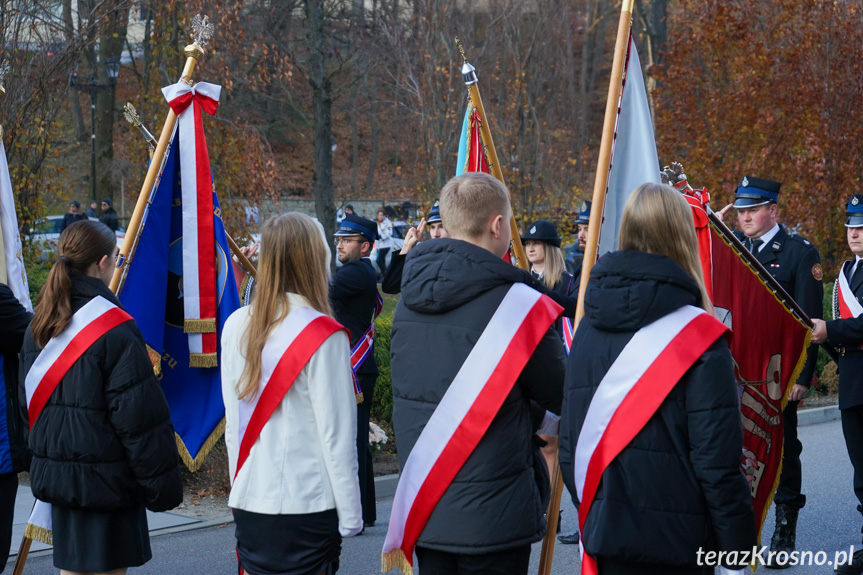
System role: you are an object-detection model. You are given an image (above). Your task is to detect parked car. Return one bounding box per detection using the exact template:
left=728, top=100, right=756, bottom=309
left=26, top=215, right=125, bottom=262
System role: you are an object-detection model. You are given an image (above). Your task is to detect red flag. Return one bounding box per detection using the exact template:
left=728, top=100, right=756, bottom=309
left=707, top=223, right=811, bottom=542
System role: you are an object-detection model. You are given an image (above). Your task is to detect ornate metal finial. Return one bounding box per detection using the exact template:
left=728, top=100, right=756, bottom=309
left=190, top=14, right=214, bottom=47
left=455, top=37, right=467, bottom=64
left=123, top=102, right=157, bottom=151
left=456, top=38, right=478, bottom=86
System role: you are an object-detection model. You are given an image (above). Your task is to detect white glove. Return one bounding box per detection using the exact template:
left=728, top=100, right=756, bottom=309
left=717, top=567, right=745, bottom=575
left=538, top=411, right=561, bottom=436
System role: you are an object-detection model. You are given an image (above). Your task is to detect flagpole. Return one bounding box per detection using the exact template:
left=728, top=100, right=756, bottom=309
left=537, top=1, right=635, bottom=573
left=456, top=40, right=528, bottom=270
left=110, top=23, right=210, bottom=294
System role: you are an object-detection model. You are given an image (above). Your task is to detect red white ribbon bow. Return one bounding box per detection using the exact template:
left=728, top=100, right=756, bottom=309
left=162, top=81, right=222, bottom=367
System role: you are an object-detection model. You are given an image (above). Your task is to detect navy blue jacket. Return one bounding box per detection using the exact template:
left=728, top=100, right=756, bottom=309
left=827, top=260, right=863, bottom=409
left=330, top=258, right=379, bottom=376
left=0, top=283, right=31, bottom=474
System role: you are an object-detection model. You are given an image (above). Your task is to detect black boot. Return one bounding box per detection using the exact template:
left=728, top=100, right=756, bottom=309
left=834, top=547, right=863, bottom=574
left=763, top=504, right=799, bottom=569
left=558, top=531, right=580, bottom=545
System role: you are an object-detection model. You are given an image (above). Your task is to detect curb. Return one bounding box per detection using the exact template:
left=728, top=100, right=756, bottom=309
left=375, top=472, right=399, bottom=500
left=799, top=405, right=840, bottom=426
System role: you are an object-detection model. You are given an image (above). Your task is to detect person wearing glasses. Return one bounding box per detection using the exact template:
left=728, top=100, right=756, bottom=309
left=330, top=212, right=381, bottom=530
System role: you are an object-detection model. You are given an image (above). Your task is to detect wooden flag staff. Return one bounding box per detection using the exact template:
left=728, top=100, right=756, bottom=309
left=455, top=39, right=528, bottom=270
left=110, top=15, right=212, bottom=294
left=536, top=1, right=635, bottom=573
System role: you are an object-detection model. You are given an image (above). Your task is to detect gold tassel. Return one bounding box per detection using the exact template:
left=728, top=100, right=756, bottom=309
left=189, top=352, right=218, bottom=368
left=175, top=419, right=226, bottom=472
left=356, top=392, right=364, bottom=404
left=184, top=318, right=217, bottom=334
left=146, top=344, right=162, bottom=376
left=24, top=523, right=53, bottom=546
left=381, top=549, right=413, bottom=575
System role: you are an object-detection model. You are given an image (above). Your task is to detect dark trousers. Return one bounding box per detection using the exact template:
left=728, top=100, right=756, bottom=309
left=377, top=248, right=390, bottom=278
left=775, top=400, right=806, bottom=509
left=416, top=545, right=531, bottom=575
left=596, top=557, right=712, bottom=575
left=357, top=374, right=377, bottom=525
left=842, top=406, right=863, bottom=513
left=0, top=473, right=16, bottom=572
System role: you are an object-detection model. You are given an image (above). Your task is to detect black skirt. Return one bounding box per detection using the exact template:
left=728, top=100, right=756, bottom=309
left=233, top=508, right=341, bottom=575
left=51, top=504, right=152, bottom=571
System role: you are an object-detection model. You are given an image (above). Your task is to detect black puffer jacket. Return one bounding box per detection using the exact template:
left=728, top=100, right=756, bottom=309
left=559, top=250, right=755, bottom=568
left=19, top=273, right=183, bottom=512
left=391, top=238, right=565, bottom=554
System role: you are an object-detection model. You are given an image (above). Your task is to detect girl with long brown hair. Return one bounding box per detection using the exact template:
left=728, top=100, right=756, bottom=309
left=221, top=212, right=362, bottom=575
left=20, top=219, right=183, bottom=575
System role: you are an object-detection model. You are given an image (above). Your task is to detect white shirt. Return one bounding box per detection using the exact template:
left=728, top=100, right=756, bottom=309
left=221, top=293, right=362, bottom=536
left=377, top=217, right=394, bottom=249
left=750, top=223, right=780, bottom=252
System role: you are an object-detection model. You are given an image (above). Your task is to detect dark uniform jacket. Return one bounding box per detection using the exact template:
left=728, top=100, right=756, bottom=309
left=734, top=225, right=823, bottom=387
left=330, top=258, right=379, bottom=376
left=391, top=238, right=565, bottom=554
left=18, top=273, right=183, bottom=512
left=0, top=284, right=32, bottom=474
left=559, top=250, right=755, bottom=568
left=827, top=260, right=863, bottom=409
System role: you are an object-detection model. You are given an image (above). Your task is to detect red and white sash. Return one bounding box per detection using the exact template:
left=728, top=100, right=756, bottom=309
left=234, top=307, right=346, bottom=480
left=162, top=80, right=221, bottom=367
left=349, top=289, right=383, bottom=402
left=574, top=305, right=729, bottom=575
left=835, top=262, right=863, bottom=351
left=562, top=316, right=574, bottom=355
left=381, top=283, right=562, bottom=575
left=23, top=296, right=133, bottom=542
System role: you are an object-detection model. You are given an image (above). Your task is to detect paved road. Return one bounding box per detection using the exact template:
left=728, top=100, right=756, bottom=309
left=9, top=418, right=857, bottom=574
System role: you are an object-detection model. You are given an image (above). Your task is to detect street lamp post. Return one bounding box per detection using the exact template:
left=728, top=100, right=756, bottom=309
left=72, top=56, right=121, bottom=205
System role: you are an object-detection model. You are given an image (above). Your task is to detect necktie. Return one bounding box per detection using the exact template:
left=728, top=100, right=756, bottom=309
left=751, top=238, right=763, bottom=253
left=851, top=261, right=862, bottom=285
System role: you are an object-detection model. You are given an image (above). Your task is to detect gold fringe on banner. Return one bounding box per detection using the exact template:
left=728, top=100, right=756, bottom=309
left=184, top=318, right=216, bottom=334
left=176, top=418, right=226, bottom=472
left=23, top=523, right=52, bottom=546
left=381, top=548, right=413, bottom=575
left=189, top=352, right=218, bottom=368
left=356, top=392, right=364, bottom=404
left=146, top=344, right=162, bottom=376
left=463, top=101, right=475, bottom=175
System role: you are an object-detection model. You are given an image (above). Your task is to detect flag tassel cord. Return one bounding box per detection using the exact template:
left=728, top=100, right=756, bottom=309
left=455, top=39, right=529, bottom=272
left=537, top=1, right=635, bottom=574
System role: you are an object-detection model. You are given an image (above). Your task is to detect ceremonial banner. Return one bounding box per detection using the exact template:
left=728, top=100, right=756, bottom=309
left=707, top=222, right=811, bottom=542
left=118, top=127, right=240, bottom=471
left=455, top=102, right=489, bottom=176
left=0, top=141, right=31, bottom=311
left=597, top=34, right=661, bottom=256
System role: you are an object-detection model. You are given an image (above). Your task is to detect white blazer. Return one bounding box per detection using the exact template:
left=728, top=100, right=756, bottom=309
left=221, top=293, right=363, bottom=537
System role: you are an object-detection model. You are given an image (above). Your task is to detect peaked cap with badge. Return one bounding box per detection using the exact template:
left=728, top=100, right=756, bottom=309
left=335, top=213, right=378, bottom=242
left=575, top=201, right=592, bottom=225
left=846, top=194, right=863, bottom=228
left=733, top=176, right=781, bottom=208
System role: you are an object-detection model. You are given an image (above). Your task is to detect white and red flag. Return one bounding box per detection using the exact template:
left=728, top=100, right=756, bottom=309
left=574, top=305, right=729, bottom=575
left=596, top=35, right=661, bottom=256
left=0, top=140, right=31, bottom=310
left=161, top=81, right=221, bottom=367
left=381, top=283, right=561, bottom=575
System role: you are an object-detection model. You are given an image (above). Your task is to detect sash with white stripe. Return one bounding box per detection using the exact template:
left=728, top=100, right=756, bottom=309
left=574, top=305, right=729, bottom=575
left=23, top=296, right=133, bottom=544
left=234, top=307, right=346, bottom=481
left=562, top=316, right=574, bottom=355
left=834, top=261, right=863, bottom=350
left=349, top=289, right=383, bottom=403
left=381, top=283, right=562, bottom=575
left=162, top=80, right=222, bottom=367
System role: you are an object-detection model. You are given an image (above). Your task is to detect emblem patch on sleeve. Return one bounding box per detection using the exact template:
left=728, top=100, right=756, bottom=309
left=812, top=263, right=823, bottom=281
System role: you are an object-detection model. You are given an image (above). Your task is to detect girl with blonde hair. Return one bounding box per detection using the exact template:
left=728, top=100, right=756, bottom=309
left=559, top=183, right=754, bottom=574
left=221, top=212, right=362, bottom=575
